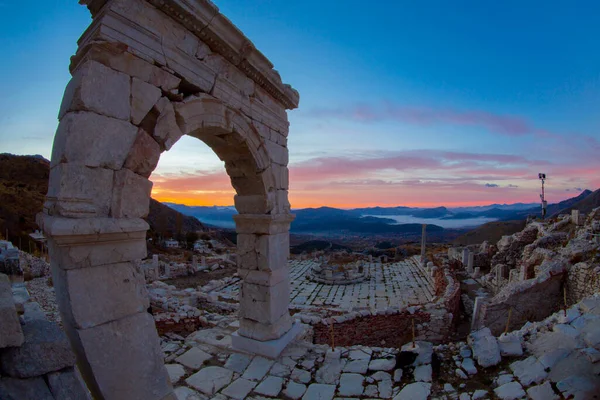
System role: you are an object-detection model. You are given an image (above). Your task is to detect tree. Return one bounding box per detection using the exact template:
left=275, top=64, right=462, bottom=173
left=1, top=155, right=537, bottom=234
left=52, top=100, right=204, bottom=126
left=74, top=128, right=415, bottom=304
left=185, top=231, right=199, bottom=250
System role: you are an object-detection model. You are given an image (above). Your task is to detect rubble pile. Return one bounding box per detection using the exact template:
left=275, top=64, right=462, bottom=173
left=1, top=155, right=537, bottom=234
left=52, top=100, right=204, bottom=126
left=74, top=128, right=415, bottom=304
left=19, top=250, right=50, bottom=279
left=0, top=274, right=91, bottom=399
left=449, top=208, right=600, bottom=334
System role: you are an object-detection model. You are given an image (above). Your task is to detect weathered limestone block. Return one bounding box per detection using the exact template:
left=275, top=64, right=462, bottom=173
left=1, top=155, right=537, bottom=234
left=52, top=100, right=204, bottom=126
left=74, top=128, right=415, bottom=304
left=0, top=376, right=55, bottom=400
left=0, top=274, right=24, bottom=348
left=468, top=327, right=501, bottom=368
left=175, top=94, right=235, bottom=136
left=41, top=216, right=148, bottom=269
left=75, top=42, right=181, bottom=90
left=275, top=190, right=291, bottom=214
left=47, top=368, right=92, bottom=400
left=256, top=232, right=289, bottom=272
left=51, top=111, right=138, bottom=170
left=59, top=60, right=130, bottom=121
left=272, top=165, right=289, bottom=190
left=237, top=267, right=288, bottom=287
left=212, top=75, right=252, bottom=116
left=54, top=261, right=149, bottom=329
left=102, top=0, right=217, bottom=91
left=21, top=302, right=47, bottom=323
left=238, top=313, right=293, bottom=342
left=265, top=139, right=288, bottom=166
left=251, top=85, right=289, bottom=122
left=153, top=97, right=184, bottom=151
left=237, top=233, right=259, bottom=270
left=111, top=168, right=153, bottom=218
left=131, top=77, right=162, bottom=125
left=0, top=319, right=76, bottom=378
left=239, top=279, right=290, bottom=324
left=234, top=194, right=273, bottom=214
left=204, top=53, right=254, bottom=96
left=124, top=128, right=162, bottom=178
left=46, top=164, right=114, bottom=218
left=11, top=284, right=29, bottom=313
left=185, top=366, right=233, bottom=395
left=76, top=312, right=172, bottom=400
left=229, top=171, right=267, bottom=196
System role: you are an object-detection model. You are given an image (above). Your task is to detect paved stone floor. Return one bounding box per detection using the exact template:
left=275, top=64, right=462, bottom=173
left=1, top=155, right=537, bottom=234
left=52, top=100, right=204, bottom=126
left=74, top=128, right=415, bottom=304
left=162, top=294, right=600, bottom=400
left=213, top=258, right=434, bottom=311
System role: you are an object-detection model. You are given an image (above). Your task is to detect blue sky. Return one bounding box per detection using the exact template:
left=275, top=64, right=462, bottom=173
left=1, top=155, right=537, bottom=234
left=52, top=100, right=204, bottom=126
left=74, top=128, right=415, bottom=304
left=1, top=0, right=599, bottom=207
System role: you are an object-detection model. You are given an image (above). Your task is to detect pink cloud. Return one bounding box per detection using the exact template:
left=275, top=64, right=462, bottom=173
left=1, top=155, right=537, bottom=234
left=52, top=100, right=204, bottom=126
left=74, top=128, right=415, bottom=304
left=308, top=102, right=557, bottom=137
left=148, top=149, right=597, bottom=208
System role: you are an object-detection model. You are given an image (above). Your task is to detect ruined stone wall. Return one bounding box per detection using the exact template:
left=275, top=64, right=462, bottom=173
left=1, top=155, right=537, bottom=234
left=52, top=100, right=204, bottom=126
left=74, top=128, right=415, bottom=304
left=566, top=261, right=600, bottom=306
left=154, top=315, right=207, bottom=336
left=308, top=262, right=460, bottom=346
left=313, top=312, right=431, bottom=348
left=433, top=266, right=448, bottom=296
left=478, top=271, right=564, bottom=335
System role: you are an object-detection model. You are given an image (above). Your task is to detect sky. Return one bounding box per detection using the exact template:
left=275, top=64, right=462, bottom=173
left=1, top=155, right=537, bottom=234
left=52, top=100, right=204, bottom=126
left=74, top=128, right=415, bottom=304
left=1, top=0, right=599, bottom=209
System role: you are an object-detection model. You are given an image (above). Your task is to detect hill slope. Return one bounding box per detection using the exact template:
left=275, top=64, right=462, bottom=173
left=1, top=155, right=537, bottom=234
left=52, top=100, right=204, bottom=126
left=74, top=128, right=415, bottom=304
left=453, top=220, right=527, bottom=246
left=0, top=154, right=203, bottom=244
left=0, top=154, right=49, bottom=240
left=552, top=189, right=600, bottom=217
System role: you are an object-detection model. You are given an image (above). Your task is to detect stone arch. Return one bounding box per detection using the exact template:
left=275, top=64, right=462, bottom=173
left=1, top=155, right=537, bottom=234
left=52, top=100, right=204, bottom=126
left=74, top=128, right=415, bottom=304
left=39, top=1, right=299, bottom=399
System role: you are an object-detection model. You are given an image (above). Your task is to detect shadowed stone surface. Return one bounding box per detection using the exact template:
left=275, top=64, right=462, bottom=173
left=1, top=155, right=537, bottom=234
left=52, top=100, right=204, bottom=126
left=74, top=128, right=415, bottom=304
left=0, top=377, right=54, bottom=400
left=0, top=319, right=75, bottom=378
left=47, top=368, right=92, bottom=400
left=0, top=274, right=23, bottom=348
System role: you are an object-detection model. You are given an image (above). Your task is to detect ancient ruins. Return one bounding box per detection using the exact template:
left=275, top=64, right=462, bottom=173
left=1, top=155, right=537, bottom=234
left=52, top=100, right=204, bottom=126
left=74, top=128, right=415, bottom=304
left=0, top=0, right=599, bottom=399
left=35, top=0, right=299, bottom=398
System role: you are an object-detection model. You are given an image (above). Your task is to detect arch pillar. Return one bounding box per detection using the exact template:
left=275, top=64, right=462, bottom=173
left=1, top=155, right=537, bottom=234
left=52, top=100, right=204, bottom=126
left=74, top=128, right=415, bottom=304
left=39, top=215, right=172, bottom=400
left=232, top=213, right=302, bottom=357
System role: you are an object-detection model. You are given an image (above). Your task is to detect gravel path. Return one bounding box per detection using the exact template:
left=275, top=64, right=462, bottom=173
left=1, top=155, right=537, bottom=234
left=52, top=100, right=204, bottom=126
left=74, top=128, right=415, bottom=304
left=26, top=277, right=62, bottom=325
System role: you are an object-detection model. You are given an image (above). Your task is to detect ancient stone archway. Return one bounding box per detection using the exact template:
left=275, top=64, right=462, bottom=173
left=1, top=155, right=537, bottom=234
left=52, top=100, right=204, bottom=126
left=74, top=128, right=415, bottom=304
left=39, top=0, right=299, bottom=398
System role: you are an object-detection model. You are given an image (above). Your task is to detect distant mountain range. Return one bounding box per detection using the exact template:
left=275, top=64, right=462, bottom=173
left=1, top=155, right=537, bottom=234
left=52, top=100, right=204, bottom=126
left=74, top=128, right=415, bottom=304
left=166, top=189, right=595, bottom=236
left=2, top=152, right=597, bottom=242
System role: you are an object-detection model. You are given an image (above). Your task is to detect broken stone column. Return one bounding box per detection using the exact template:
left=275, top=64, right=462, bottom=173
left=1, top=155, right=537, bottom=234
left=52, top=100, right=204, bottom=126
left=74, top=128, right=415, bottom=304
left=369, top=255, right=373, bottom=263
left=473, top=267, right=481, bottom=279
left=420, top=224, right=427, bottom=265
left=571, top=209, right=580, bottom=225
left=192, top=256, right=198, bottom=270
left=467, top=252, right=474, bottom=274
left=508, top=269, right=518, bottom=283
left=430, top=266, right=438, bottom=278
left=232, top=214, right=301, bottom=358
left=462, top=248, right=469, bottom=267
left=383, top=255, right=388, bottom=263
left=201, top=256, right=206, bottom=267
left=152, top=254, right=159, bottom=279
left=471, top=296, right=485, bottom=331
left=325, top=270, right=333, bottom=279
left=519, top=265, right=527, bottom=281
left=496, top=264, right=508, bottom=282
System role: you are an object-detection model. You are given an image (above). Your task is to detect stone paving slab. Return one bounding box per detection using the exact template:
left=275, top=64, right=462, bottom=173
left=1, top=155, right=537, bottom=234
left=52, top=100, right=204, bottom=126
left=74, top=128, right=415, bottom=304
left=213, top=259, right=434, bottom=312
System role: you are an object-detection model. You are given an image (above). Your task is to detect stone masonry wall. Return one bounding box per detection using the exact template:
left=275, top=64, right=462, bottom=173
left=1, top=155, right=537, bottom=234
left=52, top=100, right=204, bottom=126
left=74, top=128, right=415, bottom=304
left=313, top=312, right=431, bottom=348
left=478, top=271, right=564, bottom=336
left=310, top=261, right=460, bottom=347
left=566, top=261, right=600, bottom=306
